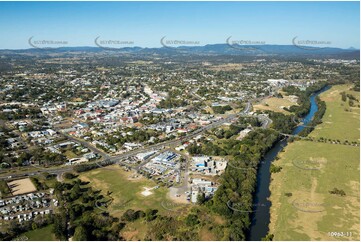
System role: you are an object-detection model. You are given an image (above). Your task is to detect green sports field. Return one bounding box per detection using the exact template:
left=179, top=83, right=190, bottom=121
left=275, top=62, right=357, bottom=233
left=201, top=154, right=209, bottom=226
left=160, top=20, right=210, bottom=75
left=79, top=165, right=188, bottom=218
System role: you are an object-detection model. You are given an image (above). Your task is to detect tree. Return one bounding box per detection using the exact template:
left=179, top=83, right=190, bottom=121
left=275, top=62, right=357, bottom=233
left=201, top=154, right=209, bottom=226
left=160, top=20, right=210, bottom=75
left=53, top=213, right=67, bottom=240
left=31, top=222, right=38, bottom=230
left=73, top=226, right=88, bottom=241
left=262, top=234, right=274, bottom=241
left=197, top=192, right=206, bottom=205
left=270, top=164, right=282, bottom=173
left=63, top=172, right=77, bottom=179
left=185, top=214, right=199, bottom=227
left=145, top=209, right=158, bottom=222
left=121, top=209, right=139, bottom=222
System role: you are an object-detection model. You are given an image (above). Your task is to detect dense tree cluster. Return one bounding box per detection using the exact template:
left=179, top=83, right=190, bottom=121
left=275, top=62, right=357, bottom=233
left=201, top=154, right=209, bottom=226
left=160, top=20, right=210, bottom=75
left=144, top=210, right=203, bottom=240
left=0, top=146, right=66, bottom=169
left=266, top=112, right=296, bottom=134
left=73, top=159, right=122, bottom=173
left=0, top=180, right=11, bottom=198
left=193, top=129, right=281, bottom=240
left=105, top=128, right=160, bottom=147
left=157, top=89, right=189, bottom=108
left=283, top=82, right=327, bottom=117
left=212, top=124, right=243, bottom=139
left=237, top=117, right=262, bottom=128
left=212, top=105, right=232, bottom=114
left=52, top=179, right=122, bottom=240
left=139, top=113, right=165, bottom=125
left=0, top=106, right=42, bottom=120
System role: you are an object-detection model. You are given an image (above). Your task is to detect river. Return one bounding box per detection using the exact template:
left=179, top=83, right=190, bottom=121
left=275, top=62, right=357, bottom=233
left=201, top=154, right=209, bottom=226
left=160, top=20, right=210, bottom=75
left=248, top=85, right=331, bottom=240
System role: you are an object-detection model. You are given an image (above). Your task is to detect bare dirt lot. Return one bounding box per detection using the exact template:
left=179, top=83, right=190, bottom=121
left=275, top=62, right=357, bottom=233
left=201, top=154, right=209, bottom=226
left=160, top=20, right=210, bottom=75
left=8, top=178, right=37, bottom=196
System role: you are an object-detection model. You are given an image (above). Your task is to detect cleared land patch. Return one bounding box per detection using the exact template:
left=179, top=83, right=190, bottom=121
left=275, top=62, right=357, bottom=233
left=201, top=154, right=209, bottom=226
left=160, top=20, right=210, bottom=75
left=8, top=178, right=37, bottom=196
left=254, top=96, right=297, bottom=114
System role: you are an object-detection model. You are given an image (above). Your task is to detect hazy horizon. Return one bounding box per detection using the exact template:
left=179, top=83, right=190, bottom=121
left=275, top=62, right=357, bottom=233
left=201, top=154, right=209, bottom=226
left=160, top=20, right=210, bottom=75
left=0, top=1, right=359, bottom=50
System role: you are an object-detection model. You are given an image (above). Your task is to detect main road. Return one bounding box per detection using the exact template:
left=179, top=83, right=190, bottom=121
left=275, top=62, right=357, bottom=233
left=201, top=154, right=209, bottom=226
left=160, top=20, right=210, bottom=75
left=0, top=102, right=252, bottom=180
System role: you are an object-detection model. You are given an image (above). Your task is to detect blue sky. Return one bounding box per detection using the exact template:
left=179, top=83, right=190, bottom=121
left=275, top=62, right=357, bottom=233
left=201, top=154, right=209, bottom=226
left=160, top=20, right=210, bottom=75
left=0, top=1, right=359, bottom=49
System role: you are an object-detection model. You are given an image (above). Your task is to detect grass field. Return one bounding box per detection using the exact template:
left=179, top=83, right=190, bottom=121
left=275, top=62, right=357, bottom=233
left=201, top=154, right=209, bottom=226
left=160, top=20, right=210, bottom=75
left=22, top=225, right=55, bottom=241
left=310, top=84, right=360, bottom=142
left=121, top=218, right=150, bottom=240
left=64, top=150, right=78, bottom=159
left=79, top=165, right=188, bottom=218
left=253, top=96, right=297, bottom=114
left=269, top=85, right=360, bottom=241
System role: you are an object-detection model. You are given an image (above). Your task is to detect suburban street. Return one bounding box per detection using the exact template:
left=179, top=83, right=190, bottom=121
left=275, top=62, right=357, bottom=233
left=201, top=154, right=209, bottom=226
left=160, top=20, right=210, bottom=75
left=0, top=102, right=252, bottom=180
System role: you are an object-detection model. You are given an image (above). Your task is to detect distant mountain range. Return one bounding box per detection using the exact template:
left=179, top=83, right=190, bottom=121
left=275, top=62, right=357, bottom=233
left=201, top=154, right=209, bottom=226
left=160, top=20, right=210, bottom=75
left=0, top=44, right=359, bottom=58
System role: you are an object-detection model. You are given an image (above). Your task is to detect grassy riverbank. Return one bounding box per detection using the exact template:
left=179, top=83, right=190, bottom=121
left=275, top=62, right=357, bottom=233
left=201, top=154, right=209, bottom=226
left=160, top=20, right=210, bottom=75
left=269, top=84, right=360, bottom=240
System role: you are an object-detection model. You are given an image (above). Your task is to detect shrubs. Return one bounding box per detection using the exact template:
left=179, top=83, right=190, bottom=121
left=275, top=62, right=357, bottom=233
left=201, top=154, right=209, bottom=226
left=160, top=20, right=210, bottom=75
left=270, top=164, right=282, bottom=173
left=30, top=177, right=48, bottom=190
left=121, top=209, right=145, bottom=222
left=340, top=92, right=347, bottom=102
left=329, top=188, right=346, bottom=196
left=262, top=233, right=274, bottom=241
left=185, top=214, right=200, bottom=227
left=63, top=172, right=77, bottom=180
left=145, top=209, right=158, bottom=222
left=212, top=105, right=232, bottom=114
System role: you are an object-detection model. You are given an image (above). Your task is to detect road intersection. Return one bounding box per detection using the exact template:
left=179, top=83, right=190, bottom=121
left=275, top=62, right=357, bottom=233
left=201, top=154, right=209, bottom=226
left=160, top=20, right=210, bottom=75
left=0, top=102, right=252, bottom=180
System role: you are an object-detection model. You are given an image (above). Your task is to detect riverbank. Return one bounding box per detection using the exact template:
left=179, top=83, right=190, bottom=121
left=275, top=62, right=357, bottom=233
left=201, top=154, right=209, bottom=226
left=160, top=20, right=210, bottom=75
left=248, top=84, right=330, bottom=240
left=269, top=84, right=360, bottom=240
